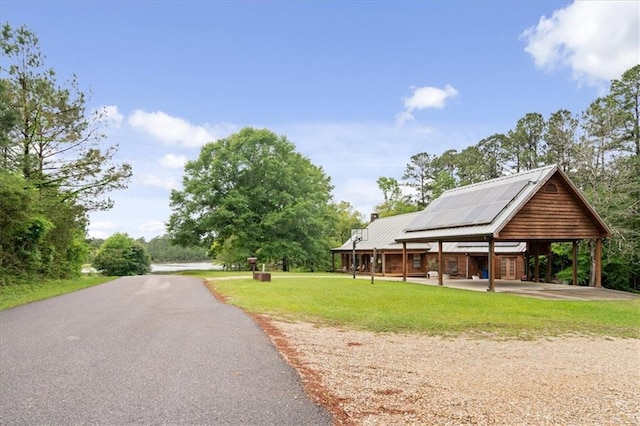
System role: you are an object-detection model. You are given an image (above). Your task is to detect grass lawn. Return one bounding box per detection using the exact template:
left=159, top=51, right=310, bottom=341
left=0, top=276, right=114, bottom=310
left=203, top=273, right=640, bottom=339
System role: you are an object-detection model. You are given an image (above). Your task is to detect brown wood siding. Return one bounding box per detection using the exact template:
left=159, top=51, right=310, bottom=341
left=498, top=175, right=604, bottom=240
left=385, top=252, right=426, bottom=276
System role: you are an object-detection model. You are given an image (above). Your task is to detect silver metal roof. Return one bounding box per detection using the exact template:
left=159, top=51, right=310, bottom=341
left=398, top=165, right=559, bottom=241
left=332, top=212, right=526, bottom=254
left=332, top=211, right=431, bottom=252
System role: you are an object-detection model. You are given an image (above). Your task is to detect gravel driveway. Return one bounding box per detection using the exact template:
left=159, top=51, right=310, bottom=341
left=0, top=275, right=331, bottom=425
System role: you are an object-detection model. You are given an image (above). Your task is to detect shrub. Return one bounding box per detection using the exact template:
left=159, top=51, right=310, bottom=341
left=93, top=233, right=151, bottom=276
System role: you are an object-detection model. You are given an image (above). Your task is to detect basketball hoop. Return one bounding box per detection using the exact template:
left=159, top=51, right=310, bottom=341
left=350, top=228, right=368, bottom=278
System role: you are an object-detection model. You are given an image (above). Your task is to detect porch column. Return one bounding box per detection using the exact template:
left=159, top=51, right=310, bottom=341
left=546, top=249, right=553, bottom=283
left=534, top=252, right=540, bottom=283
left=488, top=239, right=495, bottom=292
left=572, top=241, right=578, bottom=285
left=331, top=252, right=335, bottom=272
left=595, top=238, right=602, bottom=288
left=438, top=241, right=444, bottom=286
left=381, top=251, right=386, bottom=276
left=402, top=242, right=407, bottom=282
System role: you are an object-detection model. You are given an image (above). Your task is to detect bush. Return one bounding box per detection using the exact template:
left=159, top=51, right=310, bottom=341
left=93, top=233, right=151, bottom=276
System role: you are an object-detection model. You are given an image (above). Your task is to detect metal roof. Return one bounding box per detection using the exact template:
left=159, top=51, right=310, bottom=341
left=332, top=212, right=431, bottom=252
left=398, top=165, right=559, bottom=241
left=332, top=212, right=526, bottom=254
left=438, top=241, right=526, bottom=254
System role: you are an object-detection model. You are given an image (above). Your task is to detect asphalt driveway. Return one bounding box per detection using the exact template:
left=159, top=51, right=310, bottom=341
left=0, top=275, right=331, bottom=425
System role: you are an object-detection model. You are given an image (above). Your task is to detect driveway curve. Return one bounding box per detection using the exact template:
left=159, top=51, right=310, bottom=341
left=0, top=275, right=331, bottom=425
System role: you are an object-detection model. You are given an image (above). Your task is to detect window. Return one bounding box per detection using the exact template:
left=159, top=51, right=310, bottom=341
left=448, top=258, right=458, bottom=275
left=413, top=254, right=421, bottom=269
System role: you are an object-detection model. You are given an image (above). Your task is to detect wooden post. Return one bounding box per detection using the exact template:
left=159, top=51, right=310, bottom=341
left=402, top=242, right=407, bottom=282
left=438, top=241, right=444, bottom=286
left=595, top=238, right=602, bottom=288
left=534, top=252, right=540, bottom=283
left=381, top=250, right=386, bottom=276
left=572, top=241, right=578, bottom=286
left=546, top=249, right=553, bottom=283
left=488, top=239, right=495, bottom=292
left=466, top=255, right=469, bottom=279
left=371, top=248, right=376, bottom=284
left=331, top=252, right=335, bottom=272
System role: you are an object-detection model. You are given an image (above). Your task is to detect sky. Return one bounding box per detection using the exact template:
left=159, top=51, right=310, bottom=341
left=2, top=1, right=638, bottom=240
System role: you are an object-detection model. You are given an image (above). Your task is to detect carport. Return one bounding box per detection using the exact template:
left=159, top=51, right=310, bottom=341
left=395, top=165, right=611, bottom=291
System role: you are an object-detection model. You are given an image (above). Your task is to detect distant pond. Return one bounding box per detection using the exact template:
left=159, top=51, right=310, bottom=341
left=151, top=262, right=224, bottom=273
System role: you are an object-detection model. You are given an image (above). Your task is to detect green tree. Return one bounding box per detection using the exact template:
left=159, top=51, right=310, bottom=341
left=93, top=233, right=151, bottom=276
left=610, top=64, right=640, bottom=156
left=329, top=201, right=366, bottom=246
left=146, top=235, right=209, bottom=262
left=455, top=134, right=508, bottom=186
left=401, top=152, right=436, bottom=207
left=544, top=109, right=578, bottom=172
left=0, top=172, right=51, bottom=283
left=506, top=112, right=546, bottom=172
left=0, top=23, right=131, bottom=210
left=374, top=176, right=419, bottom=217
left=168, top=127, right=335, bottom=272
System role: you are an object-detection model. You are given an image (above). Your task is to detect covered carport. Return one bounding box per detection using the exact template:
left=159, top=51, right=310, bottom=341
left=395, top=165, right=611, bottom=291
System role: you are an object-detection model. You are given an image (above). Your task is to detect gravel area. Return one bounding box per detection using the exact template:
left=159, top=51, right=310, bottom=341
left=261, top=318, right=640, bottom=425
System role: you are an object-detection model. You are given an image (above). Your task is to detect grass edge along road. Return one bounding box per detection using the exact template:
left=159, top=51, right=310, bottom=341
left=0, top=276, right=114, bottom=310
left=203, top=273, right=640, bottom=340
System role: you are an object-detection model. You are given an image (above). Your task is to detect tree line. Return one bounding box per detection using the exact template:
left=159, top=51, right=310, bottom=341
left=88, top=235, right=210, bottom=264
left=373, top=65, right=639, bottom=291
left=1, top=24, right=131, bottom=284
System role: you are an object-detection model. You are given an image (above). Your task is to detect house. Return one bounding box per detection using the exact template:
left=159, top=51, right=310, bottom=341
left=331, top=212, right=526, bottom=278
left=396, top=165, right=611, bottom=290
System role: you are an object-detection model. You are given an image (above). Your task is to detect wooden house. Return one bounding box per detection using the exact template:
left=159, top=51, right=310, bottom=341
left=396, top=165, right=611, bottom=290
left=331, top=212, right=526, bottom=278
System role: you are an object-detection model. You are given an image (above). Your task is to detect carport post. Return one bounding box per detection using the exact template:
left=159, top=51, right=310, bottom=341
left=572, top=241, right=578, bottom=286
left=402, top=242, right=407, bottom=281
left=487, top=239, right=495, bottom=292
left=595, top=238, right=602, bottom=288
left=438, top=241, right=443, bottom=286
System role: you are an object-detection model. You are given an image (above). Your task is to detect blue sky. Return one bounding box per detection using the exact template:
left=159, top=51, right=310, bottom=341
left=2, top=1, right=638, bottom=240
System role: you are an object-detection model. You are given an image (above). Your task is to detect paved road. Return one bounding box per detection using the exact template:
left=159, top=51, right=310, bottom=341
left=0, top=275, right=331, bottom=425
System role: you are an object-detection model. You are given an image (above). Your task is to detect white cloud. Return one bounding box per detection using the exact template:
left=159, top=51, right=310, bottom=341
left=87, top=220, right=118, bottom=239
left=404, top=84, right=459, bottom=111
left=138, top=221, right=166, bottom=237
left=159, top=153, right=188, bottom=169
left=128, top=109, right=236, bottom=147
left=94, top=105, right=124, bottom=127
left=396, top=84, right=459, bottom=125
left=521, top=1, right=640, bottom=85
left=140, top=174, right=179, bottom=191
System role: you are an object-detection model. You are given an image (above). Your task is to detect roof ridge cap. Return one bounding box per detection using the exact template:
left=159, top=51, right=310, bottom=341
left=443, top=165, right=557, bottom=195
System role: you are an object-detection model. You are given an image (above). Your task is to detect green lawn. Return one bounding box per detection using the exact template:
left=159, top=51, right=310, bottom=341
left=204, top=273, right=640, bottom=339
left=0, top=276, right=114, bottom=310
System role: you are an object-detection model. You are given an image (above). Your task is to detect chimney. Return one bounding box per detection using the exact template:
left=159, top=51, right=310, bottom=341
left=370, top=213, right=379, bottom=223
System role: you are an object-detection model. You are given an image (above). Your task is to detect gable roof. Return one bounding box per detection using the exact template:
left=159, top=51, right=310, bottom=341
left=332, top=211, right=430, bottom=252
left=397, top=165, right=611, bottom=242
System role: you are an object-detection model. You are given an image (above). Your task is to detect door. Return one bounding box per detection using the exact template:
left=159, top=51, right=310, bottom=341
left=501, top=257, right=516, bottom=280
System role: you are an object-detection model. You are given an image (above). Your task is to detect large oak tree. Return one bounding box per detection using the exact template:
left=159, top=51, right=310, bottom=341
left=168, top=128, right=335, bottom=271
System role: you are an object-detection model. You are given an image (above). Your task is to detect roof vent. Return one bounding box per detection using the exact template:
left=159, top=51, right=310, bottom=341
left=544, top=183, right=558, bottom=194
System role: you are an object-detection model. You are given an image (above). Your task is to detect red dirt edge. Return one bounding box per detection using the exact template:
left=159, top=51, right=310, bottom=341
left=204, top=280, right=353, bottom=426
